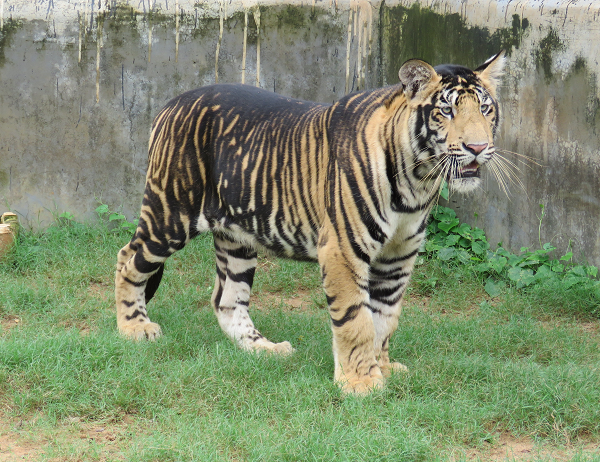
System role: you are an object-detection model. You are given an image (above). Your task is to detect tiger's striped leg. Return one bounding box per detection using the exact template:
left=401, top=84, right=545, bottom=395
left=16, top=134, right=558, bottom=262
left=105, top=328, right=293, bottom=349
left=319, top=236, right=383, bottom=394
left=115, top=234, right=169, bottom=341
left=369, top=255, right=417, bottom=377
left=211, top=235, right=293, bottom=355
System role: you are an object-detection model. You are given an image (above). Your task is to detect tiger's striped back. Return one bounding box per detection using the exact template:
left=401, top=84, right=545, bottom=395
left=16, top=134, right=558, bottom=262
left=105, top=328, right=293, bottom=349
left=148, top=85, right=330, bottom=259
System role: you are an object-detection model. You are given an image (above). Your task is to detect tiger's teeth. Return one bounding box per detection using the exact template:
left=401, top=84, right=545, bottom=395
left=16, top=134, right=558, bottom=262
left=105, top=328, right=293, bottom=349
left=457, top=161, right=480, bottom=178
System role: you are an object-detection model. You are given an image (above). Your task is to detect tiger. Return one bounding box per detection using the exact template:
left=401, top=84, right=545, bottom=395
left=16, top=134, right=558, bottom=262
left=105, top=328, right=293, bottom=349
left=115, top=51, right=505, bottom=394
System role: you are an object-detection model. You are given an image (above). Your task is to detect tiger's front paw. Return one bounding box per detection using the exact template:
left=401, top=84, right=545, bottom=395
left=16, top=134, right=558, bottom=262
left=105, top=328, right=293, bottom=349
left=380, top=361, right=409, bottom=377
left=119, top=321, right=162, bottom=341
left=337, top=366, right=384, bottom=395
left=249, top=338, right=295, bottom=356
left=269, top=340, right=295, bottom=356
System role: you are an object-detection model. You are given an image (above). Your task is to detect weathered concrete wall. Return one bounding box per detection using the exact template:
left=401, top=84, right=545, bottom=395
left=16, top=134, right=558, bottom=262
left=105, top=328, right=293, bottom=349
left=0, top=0, right=599, bottom=266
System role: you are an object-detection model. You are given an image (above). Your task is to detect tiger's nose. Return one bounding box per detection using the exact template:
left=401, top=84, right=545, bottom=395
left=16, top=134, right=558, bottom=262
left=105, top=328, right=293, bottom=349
left=466, top=143, right=488, bottom=155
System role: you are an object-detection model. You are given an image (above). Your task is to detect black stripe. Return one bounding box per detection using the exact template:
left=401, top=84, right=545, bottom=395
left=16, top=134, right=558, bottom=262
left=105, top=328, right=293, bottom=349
left=393, top=192, right=437, bottom=214
left=145, top=263, right=165, bottom=302
left=215, top=253, right=228, bottom=265
left=338, top=193, right=371, bottom=265
left=123, top=276, right=145, bottom=287
left=212, top=283, right=224, bottom=309
left=226, top=267, right=256, bottom=285
left=342, top=169, right=387, bottom=244
left=385, top=148, right=403, bottom=210
left=377, top=248, right=419, bottom=265
left=125, top=309, right=146, bottom=321
left=370, top=284, right=405, bottom=300
left=215, top=266, right=226, bottom=280
left=378, top=290, right=406, bottom=306
left=133, top=252, right=164, bottom=275
left=225, top=246, right=257, bottom=260
left=368, top=304, right=382, bottom=314
left=331, top=303, right=362, bottom=327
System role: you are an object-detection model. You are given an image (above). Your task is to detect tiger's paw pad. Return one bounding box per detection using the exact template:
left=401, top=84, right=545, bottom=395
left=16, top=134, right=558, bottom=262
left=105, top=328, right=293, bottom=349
left=338, top=369, right=385, bottom=395
left=119, top=322, right=162, bottom=341
left=251, top=339, right=295, bottom=356
left=380, top=362, right=409, bottom=377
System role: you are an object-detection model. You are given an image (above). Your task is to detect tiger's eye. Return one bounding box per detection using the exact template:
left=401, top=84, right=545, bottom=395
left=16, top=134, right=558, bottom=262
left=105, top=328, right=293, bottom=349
left=480, top=104, right=490, bottom=114
left=440, top=106, right=453, bottom=116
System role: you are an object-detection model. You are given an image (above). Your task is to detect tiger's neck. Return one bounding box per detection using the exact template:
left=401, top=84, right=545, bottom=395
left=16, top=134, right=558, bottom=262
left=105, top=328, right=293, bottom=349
left=380, top=97, right=441, bottom=216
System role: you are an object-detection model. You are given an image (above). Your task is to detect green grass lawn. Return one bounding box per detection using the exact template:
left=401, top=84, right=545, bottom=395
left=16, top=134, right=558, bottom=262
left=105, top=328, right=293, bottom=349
left=0, top=222, right=599, bottom=461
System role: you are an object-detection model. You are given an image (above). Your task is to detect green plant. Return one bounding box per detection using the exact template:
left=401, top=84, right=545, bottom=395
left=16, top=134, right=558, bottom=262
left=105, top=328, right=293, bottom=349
left=56, top=211, right=75, bottom=227
left=426, top=205, right=489, bottom=266
left=95, top=203, right=138, bottom=234
left=426, top=204, right=600, bottom=299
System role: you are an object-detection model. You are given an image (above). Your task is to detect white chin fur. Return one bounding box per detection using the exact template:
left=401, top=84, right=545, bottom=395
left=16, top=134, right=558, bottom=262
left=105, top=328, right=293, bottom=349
left=449, top=177, right=481, bottom=194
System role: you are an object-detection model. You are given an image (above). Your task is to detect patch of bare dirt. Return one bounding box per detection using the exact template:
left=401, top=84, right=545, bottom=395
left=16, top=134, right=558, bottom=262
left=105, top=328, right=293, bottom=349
left=537, top=319, right=600, bottom=341
left=56, top=320, right=93, bottom=337
left=0, top=434, right=42, bottom=462
left=405, top=293, right=432, bottom=310
left=0, top=420, right=44, bottom=462
left=450, top=434, right=600, bottom=461
left=253, top=288, right=318, bottom=312
left=579, top=321, right=600, bottom=335
left=0, top=415, right=130, bottom=462
left=256, top=257, right=281, bottom=273
left=0, top=317, right=21, bottom=334
left=405, top=293, right=484, bottom=318
left=87, top=282, right=111, bottom=303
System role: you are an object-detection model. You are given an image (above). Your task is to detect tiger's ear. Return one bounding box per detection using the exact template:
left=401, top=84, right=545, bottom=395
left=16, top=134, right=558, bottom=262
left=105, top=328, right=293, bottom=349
left=475, top=51, right=506, bottom=93
left=398, top=59, right=438, bottom=100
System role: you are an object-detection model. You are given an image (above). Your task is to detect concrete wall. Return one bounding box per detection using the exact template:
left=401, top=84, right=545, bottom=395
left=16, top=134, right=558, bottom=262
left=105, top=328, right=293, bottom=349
left=0, top=0, right=599, bottom=266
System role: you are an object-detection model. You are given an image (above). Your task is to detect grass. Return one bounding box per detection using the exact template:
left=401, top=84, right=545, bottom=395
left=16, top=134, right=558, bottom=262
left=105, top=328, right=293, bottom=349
left=0, top=220, right=599, bottom=461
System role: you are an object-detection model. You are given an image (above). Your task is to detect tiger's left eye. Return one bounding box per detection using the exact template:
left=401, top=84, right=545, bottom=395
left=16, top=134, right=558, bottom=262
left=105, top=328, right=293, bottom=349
left=480, top=104, right=490, bottom=114
left=440, top=106, right=453, bottom=116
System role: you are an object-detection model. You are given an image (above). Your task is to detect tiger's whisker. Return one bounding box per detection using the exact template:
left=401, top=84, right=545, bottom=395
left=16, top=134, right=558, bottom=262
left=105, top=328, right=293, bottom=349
left=496, top=148, right=544, bottom=167
left=492, top=154, right=525, bottom=187
left=415, top=156, right=449, bottom=190
left=495, top=150, right=538, bottom=171
left=487, top=161, right=510, bottom=197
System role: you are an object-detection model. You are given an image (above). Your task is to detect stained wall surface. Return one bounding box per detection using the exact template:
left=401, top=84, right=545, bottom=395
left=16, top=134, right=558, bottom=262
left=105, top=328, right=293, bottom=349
left=0, top=0, right=599, bottom=265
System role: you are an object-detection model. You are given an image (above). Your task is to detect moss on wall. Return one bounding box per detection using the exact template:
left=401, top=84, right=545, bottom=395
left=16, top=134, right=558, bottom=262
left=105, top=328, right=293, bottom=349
left=276, top=5, right=307, bottom=28
left=0, top=19, right=23, bottom=67
left=0, top=170, right=8, bottom=189
left=534, top=28, right=565, bottom=82
left=563, top=57, right=600, bottom=133
left=259, top=4, right=344, bottom=42
left=380, top=3, right=528, bottom=85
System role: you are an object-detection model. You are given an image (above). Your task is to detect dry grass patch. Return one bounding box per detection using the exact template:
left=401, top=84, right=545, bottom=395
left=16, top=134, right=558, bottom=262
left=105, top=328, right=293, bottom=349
left=454, top=433, right=600, bottom=461
left=0, top=421, right=44, bottom=462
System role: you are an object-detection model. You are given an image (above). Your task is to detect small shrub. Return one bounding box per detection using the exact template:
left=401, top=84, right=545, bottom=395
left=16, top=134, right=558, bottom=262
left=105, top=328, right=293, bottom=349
left=425, top=203, right=600, bottom=311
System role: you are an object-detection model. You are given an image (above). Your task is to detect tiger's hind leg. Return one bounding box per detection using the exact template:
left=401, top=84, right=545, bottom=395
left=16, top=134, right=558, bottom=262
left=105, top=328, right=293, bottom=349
left=211, top=235, right=294, bottom=355
left=115, top=217, right=185, bottom=340
left=115, top=238, right=164, bottom=340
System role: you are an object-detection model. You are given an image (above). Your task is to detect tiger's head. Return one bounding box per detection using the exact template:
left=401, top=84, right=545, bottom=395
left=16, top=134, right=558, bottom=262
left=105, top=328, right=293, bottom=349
left=398, top=51, right=505, bottom=194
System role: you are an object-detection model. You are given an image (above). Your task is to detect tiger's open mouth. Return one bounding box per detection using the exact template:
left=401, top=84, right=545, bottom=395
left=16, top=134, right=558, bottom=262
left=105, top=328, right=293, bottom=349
left=456, top=161, right=480, bottom=179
